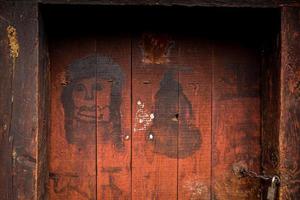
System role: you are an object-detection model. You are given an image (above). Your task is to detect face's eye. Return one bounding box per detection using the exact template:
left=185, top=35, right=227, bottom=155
left=93, top=82, right=102, bottom=91
left=75, top=83, right=85, bottom=92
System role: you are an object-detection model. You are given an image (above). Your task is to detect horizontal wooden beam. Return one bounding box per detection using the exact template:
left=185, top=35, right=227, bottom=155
left=4, top=0, right=298, bottom=8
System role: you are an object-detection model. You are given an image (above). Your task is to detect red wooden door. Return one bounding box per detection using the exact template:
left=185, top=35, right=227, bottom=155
left=48, top=14, right=261, bottom=199
left=49, top=34, right=261, bottom=200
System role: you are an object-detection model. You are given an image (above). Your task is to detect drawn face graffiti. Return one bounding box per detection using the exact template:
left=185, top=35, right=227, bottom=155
left=61, top=55, right=124, bottom=149
left=72, top=77, right=111, bottom=123
left=147, top=69, right=201, bottom=158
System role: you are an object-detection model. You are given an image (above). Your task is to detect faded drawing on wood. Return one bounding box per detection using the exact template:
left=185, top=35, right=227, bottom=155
left=61, top=55, right=124, bottom=149
left=147, top=69, right=202, bottom=158
left=50, top=54, right=126, bottom=199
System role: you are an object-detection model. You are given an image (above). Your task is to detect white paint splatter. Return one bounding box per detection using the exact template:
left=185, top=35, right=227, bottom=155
left=150, top=113, right=155, bottom=119
left=134, top=100, right=154, bottom=132
left=149, top=133, right=154, bottom=140
left=184, top=179, right=209, bottom=200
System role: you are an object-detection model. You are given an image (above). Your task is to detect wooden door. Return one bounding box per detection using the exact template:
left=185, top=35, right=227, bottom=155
left=48, top=14, right=262, bottom=200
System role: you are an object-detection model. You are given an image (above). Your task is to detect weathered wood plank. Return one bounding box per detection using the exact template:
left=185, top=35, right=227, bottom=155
left=38, top=0, right=300, bottom=8
left=36, top=10, right=50, bottom=200
left=261, top=20, right=281, bottom=199
left=48, top=35, right=97, bottom=199
left=279, top=6, right=300, bottom=200
left=132, top=33, right=178, bottom=199
left=8, top=2, right=39, bottom=200
left=177, top=36, right=212, bottom=200
left=0, top=2, right=49, bottom=199
left=212, top=40, right=262, bottom=199
left=0, top=2, right=14, bottom=200
left=96, top=35, right=131, bottom=200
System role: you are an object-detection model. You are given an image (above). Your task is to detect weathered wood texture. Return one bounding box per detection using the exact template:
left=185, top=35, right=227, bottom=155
left=96, top=35, right=131, bottom=200
left=49, top=35, right=98, bottom=200
left=131, top=34, right=179, bottom=200
left=0, top=2, right=40, bottom=200
left=11, top=3, right=39, bottom=200
left=37, top=11, right=50, bottom=200
left=0, top=2, right=14, bottom=200
left=0, top=3, right=285, bottom=200
left=0, top=0, right=299, bottom=8
left=261, top=20, right=281, bottom=199
left=177, top=36, right=212, bottom=200
left=38, top=0, right=299, bottom=8
left=47, top=8, right=132, bottom=199
left=212, top=40, right=262, bottom=199
left=280, top=6, right=300, bottom=200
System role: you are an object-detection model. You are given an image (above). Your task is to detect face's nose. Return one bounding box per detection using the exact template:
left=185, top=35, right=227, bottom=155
left=84, top=86, right=94, bottom=100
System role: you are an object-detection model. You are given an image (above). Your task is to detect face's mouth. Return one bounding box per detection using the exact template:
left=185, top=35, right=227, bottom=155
left=75, top=105, right=109, bottom=122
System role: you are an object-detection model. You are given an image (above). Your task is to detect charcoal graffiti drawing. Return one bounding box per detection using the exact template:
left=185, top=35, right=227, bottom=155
left=101, top=167, right=129, bottom=200
left=61, top=55, right=124, bottom=149
left=49, top=172, right=94, bottom=200
left=147, top=69, right=201, bottom=158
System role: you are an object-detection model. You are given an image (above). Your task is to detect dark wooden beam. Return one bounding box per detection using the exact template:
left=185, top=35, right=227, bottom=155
left=11, top=3, right=39, bottom=199
left=0, top=2, right=14, bottom=200
left=39, top=0, right=298, bottom=7
left=8, top=0, right=300, bottom=8
left=261, top=19, right=281, bottom=199
left=36, top=8, right=50, bottom=200
left=0, top=1, right=40, bottom=200
left=280, top=6, right=300, bottom=200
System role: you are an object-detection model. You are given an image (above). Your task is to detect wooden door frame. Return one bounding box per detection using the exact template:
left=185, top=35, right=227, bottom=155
left=0, top=1, right=299, bottom=199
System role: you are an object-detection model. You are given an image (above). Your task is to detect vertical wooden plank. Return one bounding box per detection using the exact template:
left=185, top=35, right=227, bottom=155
left=37, top=9, right=50, bottom=200
left=96, top=35, right=131, bottom=200
left=48, top=35, right=97, bottom=200
left=177, top=37, right=212, bottom=200
left=0, top=2, right=14, bottom=199
left=8, top=2, right=40, bottom=199
left=261, top=24, right=281, bottom=199
left=0, top=2, right=50, bottom=199
left=132, top=33, right=178, bottom=199
left=212, top=41, right=261, bottom=199
left=280, top=6, right=300, bottom=200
